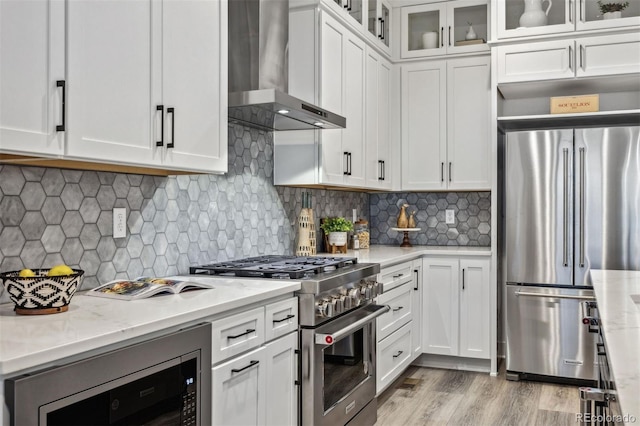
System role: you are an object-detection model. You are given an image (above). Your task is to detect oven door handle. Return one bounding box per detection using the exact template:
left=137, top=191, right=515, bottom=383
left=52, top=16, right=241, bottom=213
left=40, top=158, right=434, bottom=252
left=314, top=304, right=390, bottom=346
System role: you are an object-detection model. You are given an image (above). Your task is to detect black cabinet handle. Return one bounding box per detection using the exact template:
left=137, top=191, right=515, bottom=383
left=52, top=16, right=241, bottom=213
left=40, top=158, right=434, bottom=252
left=231, top=360, right=259, bottom=373
left=156, top=105, right=164, bottom=147
left=227, top=328, right=255, bottom=340
left=273, top=314, right=295, bottom=323
left=414, top=269, right=419, bottom=291
left=379, top=18, right=385, bottom=40
left=393, top=350, right=403, bottom=358
left=449, top=162, right=452, bottom=182
left=441, top=162, right=444, bottom=182
left=344, top=152, right=349, bottom=175
left=392, top=306, right=404, bottom=312
left=382, top=160, right=385, bottom=180
left=441, top=27, right=444, bottom=47
left=378, top=160, right=383, bottom=180
left=167, top=107, right=175, bottom=148
left=462, top=268, right=465, bottom=290
left=448, top=26, right=452, bottom=46
left=347, top=152, right=352, bottom=176
left=56, top=80, right=65, bottom=131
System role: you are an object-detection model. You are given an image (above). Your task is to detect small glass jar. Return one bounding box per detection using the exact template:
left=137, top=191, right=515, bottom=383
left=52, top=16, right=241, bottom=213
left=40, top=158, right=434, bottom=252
left=354, top=219, right=370, bottom=249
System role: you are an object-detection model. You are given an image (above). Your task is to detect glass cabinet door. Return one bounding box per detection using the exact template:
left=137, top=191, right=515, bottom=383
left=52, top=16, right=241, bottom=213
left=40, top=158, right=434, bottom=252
left=496, top=0, right=574, bottom=39
left=367, top=0, right=391, bottom=50
left=576, top=0, right=640, bottom=31
left=447, top=0, right=489, bottom=54
left=380, top=2, right=390, bottom=48
left=331, top=0, right=363, bottom=27
left=401, top=3, right=446, bottom=58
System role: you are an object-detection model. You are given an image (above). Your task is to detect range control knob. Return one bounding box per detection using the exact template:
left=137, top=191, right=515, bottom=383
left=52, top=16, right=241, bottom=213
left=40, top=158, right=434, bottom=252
left=348, top=288, right=360, bottom=307
left=332, top=296, right=344, bottom=314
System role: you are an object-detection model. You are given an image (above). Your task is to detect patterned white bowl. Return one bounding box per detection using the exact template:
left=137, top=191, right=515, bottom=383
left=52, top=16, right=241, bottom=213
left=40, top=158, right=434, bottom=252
left=0, top=269, right=84, bottom=315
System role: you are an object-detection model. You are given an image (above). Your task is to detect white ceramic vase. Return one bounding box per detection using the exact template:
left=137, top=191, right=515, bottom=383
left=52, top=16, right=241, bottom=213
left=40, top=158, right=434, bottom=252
left=519, top=0, right=552, bottom=27
left=465, top=25, right=477, bottom=40
left=421, top=32, right=438, bottom=49
left=328, top=232, right=347, bottom=246
left=603, top=11, right=622, bottom=19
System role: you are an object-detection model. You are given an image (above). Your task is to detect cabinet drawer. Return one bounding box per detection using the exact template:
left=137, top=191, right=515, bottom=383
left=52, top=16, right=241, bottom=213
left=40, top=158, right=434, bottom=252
left=211, top=306, right=265, bottom=364
left=496, top=39, right=574, bottom=83
left=380, top=261, right=413, bottom=292
left=376, top=282, right=412, bottom=341
left=377, top=321, right=412, bottom=394
left=265, top=298, right=299, bottom=341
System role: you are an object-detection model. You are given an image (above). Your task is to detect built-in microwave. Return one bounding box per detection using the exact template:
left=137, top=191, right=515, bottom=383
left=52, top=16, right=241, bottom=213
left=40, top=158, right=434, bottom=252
left=6, top=323, right=211, bottom=426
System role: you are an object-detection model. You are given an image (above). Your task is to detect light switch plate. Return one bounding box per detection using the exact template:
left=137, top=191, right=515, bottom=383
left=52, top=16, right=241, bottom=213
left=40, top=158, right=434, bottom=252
left=445, top=209, right=455, bottom=224
left=113, top=208, right=127, bottom=238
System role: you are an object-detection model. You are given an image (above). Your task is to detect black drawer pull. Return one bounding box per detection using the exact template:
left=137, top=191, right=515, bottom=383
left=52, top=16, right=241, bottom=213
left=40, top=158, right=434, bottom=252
left=392, top=273, right=404, bottom=279
left=231, top=360, right=259, bottom=373
left=167, top=107, right=175, bottom=148
left=156, top=105, right=164, bottom=147
left=393, top=350, right=403, bottom=358
left=227, top=328, right=255, bottom=340
left=56, top=80, right=66, bottom=131
left=392, top=306, right=404, bottom=312
left=273, top=314, right=295, bottom=323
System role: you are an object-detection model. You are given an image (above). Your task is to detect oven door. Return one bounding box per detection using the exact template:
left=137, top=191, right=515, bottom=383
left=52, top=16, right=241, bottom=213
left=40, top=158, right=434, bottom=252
left=301, top=304, right=389, bottom=426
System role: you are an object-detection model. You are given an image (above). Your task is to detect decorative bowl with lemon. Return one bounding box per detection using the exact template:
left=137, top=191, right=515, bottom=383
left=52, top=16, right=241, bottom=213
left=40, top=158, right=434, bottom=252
left=0, top=265, right=84, bottom=315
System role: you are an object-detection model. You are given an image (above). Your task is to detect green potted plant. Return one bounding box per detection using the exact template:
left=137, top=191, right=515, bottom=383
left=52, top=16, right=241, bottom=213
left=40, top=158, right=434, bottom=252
left=320, top=217, right=353, bottom=246
left=597, top=1, right=629, bottom=19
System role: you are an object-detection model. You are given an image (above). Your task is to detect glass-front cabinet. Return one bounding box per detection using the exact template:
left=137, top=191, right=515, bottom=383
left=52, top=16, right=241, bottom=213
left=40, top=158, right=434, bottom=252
left=401, top=0, right=489, bottom=59
left=332, top=0, right=364, bottom=26
left=367, top=0, right=391, bottom=50
left=495, top=0, right=640, bottom=39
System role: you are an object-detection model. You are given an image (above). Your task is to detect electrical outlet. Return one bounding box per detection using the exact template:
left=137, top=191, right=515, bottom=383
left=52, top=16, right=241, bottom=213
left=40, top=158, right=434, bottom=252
left=113, top=208, right=127, bottom=238
left=352, top=209, right=357, bottom=223
left=445, top=209, right=455, bottom=224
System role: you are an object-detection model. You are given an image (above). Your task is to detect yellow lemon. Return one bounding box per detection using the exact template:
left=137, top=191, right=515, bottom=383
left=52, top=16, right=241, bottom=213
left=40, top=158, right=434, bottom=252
left=18, top=269, right=36, bottom=277
left=48, top=264, right=74, bottom=276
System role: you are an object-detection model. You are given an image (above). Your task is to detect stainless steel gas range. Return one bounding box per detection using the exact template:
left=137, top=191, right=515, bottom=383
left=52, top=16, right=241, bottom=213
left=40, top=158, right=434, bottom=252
left=190, top=255, right=389, bottom=426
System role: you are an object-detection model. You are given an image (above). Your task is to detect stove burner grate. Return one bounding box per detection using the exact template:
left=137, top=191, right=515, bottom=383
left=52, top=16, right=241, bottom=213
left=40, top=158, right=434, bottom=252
left=189, top=255, right=358, bottom=279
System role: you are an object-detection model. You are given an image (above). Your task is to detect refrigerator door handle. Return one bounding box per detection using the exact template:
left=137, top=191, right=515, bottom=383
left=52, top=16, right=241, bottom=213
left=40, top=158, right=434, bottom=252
left=514, top=291, right=595, bottom=301
left=579, top=147, right=586, bottom=268
left=563, top=148, right=569, bottom=267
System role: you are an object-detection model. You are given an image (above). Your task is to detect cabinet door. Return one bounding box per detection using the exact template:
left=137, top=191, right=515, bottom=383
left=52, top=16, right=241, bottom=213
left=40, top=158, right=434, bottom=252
left=576, top=33, right=640, bottom=78
left=576, top=0, right=640, bottom=31
left=401, top=3, right=447, bottom=59
left=377, top=321, right=412, bottom=394
left=66, top=0, right=158, bottom=165
left=0, top=0, right=65, bottom=156
left=212, top=346, right=266, bottom=426
left=401, top=61, right=446, bottom=190
left=459, top=258, right=490, bottom=359
left=445, top=0, right=489, bottom=55
left=319, top=13, right=346, bottom=185
left=495, top=0, right=574, bottom=39
left=496, top=39, right=575, bottom=83
left=422, top=258, right=459, bottom=356
left=411, top=259, right=423, bottom=360
left=343, top=32, right=366, bottom=187
left=264, top=332, right=298, bottom=426
left=377, top=281, right=412, bottom=341
left=447, top=56, right=491, bottom=190
left=161, top=0, right=227, bottom=173
left=365, top=50, right=391, bottom=189
left=367, top=0, right=391, bottom=53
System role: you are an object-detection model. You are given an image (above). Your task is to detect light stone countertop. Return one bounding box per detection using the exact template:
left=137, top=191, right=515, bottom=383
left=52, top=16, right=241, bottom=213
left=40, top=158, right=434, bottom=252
left=0, top=276, right=300, bottom=377
left=333, top=245, right=492, bottom=268
left=590, top=270, right=640, bottom=423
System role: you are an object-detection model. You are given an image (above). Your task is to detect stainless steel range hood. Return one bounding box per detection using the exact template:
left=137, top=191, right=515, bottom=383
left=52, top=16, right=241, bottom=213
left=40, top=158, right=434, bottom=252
left=228, top=0, right=346, bottom=131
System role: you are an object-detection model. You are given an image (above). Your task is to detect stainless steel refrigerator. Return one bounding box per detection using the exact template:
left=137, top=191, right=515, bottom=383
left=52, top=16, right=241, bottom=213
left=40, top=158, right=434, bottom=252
left=504, top=126, right=640, bottom=382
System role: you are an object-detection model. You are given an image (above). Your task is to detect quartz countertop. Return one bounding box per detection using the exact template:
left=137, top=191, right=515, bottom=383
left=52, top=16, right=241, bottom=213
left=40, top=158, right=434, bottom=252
left=334, top=245, right=492, bottom=268
left=590, top=270, right=640, bottom=422
left=0, top=276, right=300, bottom=377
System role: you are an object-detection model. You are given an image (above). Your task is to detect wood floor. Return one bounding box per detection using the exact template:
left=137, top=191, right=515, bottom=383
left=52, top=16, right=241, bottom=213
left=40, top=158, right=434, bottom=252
left=377, top=364, right=581, bottom=426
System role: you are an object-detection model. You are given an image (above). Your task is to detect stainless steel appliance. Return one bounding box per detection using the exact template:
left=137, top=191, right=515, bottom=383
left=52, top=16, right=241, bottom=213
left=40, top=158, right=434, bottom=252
left=228, top=0, right=346, bottom=131
left=504, top=126, right=640, bottom=382
left=6, top=323, right=211, bottom=425
left=190, top=255, right=388, bottom=426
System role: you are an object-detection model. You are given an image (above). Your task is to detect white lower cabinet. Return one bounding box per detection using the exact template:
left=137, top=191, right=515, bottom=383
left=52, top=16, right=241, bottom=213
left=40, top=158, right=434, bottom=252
left=210, top=297, right=298, bottom=426
left=212, top=346, right=267, bottom=426
left=377, top=322, right=412, bottom=393
left=422, top=257, right=490, bottom=360
left=410, top=259, right=423, bottom=360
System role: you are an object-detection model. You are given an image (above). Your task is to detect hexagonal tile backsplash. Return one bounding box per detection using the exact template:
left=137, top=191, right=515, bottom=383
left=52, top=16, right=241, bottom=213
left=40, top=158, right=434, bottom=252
left=0, top=124, right=368, bottom=297
left=369, top=192, right=491, bottom=246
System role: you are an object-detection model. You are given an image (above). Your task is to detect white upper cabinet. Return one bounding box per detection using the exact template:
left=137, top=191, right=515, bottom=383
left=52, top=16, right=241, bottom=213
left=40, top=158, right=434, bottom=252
left=367, top=0, right=392, bottom=54
left=66, top=0, right=159, bottom=166
left=401, top=56, right=491, bottom=191
left=401, top=0, right=489, bottom=59
left=0, top=0, right=65, bottom=157
left=1, top=0, right=227, bottom=174
left=494, top=0, right=640, bottom=40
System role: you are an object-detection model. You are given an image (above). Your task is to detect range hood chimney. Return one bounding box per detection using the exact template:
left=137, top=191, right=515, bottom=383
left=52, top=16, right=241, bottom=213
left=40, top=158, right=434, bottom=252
left=228, top=0, right=346, bottom=131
